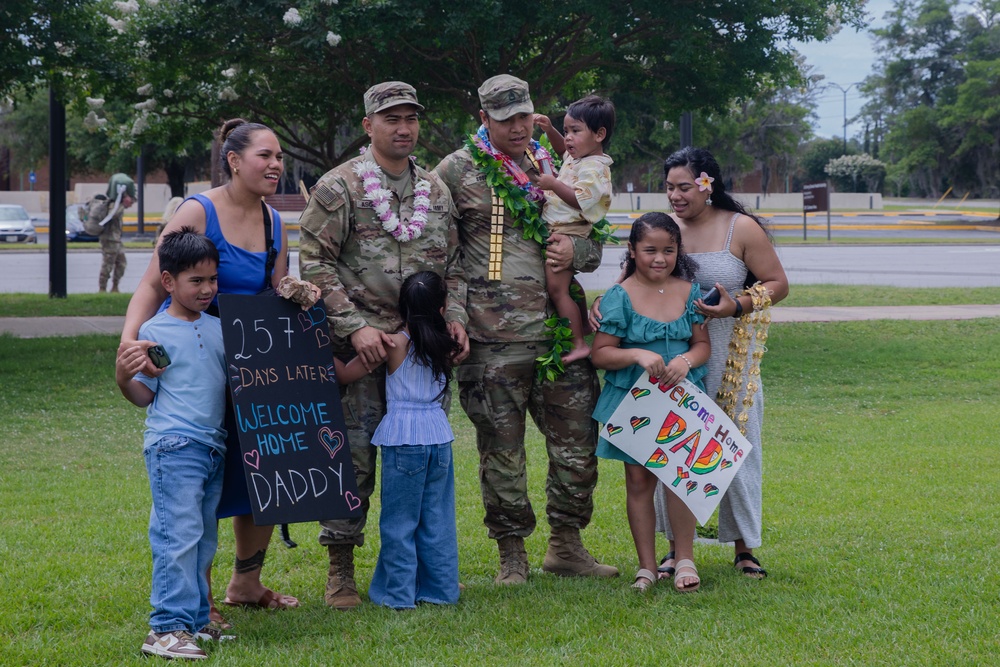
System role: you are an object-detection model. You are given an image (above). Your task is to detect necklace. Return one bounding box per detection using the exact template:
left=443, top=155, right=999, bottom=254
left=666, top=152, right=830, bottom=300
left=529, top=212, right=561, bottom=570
left=352, top=154, right=430, bottom=242
left=467, top=128, right=548, bottom=245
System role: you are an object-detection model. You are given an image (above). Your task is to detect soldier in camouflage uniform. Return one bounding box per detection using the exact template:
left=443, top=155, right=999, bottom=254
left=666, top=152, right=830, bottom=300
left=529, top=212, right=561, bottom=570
left=298, top=81, right=467, bottom=609
left=433, top=75, right=618, bottom=584
left=92, top=173, right=135, bottom=292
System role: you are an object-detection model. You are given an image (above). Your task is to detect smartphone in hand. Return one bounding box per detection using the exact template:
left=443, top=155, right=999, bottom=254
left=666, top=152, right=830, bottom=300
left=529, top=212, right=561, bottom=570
left=148, top=345, right=171, bottom=369
left=702, top=287, right=721, bottom=306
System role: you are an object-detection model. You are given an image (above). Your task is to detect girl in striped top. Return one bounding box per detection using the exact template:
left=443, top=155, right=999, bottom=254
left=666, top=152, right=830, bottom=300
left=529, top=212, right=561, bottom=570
left=368, top=271, right=463, bottom=609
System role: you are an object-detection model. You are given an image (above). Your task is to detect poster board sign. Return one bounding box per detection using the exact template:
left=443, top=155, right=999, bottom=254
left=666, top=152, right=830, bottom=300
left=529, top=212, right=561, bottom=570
left=601, top=374, right=753, bottom=525
left=218, top=295, right=361, bottom=526
left=802, top=182, right=829, bottom=212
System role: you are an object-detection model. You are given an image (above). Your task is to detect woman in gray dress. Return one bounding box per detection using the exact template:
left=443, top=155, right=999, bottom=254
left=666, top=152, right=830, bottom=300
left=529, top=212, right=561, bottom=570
left=653, top=147, right=788, bottom=580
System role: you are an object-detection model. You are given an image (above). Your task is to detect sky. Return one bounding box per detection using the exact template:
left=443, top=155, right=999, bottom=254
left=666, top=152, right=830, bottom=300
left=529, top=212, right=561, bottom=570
left=793, top=0, right=895, bottom=141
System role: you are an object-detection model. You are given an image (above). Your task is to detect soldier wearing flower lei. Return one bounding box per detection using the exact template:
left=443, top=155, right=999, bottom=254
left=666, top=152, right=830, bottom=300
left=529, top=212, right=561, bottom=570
left=299, top=81, right=468, bottom=611
left=433, top=74, right=617, bottom=586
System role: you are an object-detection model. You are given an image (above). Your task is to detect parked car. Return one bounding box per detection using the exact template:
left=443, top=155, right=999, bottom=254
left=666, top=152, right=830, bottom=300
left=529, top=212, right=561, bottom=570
left=0, top=204, right=38, bottom=243
left=66, top=204, right=99, bottom=242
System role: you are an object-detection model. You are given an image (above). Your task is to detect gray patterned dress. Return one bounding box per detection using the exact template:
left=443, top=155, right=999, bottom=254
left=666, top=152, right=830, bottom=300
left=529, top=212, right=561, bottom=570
left=654, top=215, right=764, bottom=548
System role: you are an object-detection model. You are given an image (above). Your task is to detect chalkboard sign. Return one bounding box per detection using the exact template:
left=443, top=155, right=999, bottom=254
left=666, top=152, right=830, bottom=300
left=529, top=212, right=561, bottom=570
left=218, top=294, right=361, bottom=526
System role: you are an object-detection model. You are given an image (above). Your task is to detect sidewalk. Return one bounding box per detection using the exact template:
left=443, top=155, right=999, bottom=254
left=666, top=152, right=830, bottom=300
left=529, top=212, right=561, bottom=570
left=4, top=305, right=1000, bottom=338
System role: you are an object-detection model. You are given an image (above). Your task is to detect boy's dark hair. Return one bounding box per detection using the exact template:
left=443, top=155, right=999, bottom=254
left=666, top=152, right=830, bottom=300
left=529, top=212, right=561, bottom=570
left=399, top=271, right=461, bottom=387
left=566, top=95, right=616, bottom=150
left=621, top=212, right=698, bottom=281
left=158, top=226, right=220, bottom=276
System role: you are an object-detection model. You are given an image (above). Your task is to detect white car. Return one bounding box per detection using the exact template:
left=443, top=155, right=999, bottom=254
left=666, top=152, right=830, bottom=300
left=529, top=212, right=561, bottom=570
left=0, top=204, right=38, bottom=243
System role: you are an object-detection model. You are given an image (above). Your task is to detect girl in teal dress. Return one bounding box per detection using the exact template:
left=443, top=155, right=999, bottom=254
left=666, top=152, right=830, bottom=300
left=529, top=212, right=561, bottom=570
left=591, top=212, right=710, bottom=593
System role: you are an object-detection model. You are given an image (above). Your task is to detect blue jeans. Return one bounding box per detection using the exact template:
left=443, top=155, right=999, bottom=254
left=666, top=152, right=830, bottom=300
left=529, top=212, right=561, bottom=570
left=369, top=443, right=459, bottom=609
left=144, top=436, right=225, bottom=634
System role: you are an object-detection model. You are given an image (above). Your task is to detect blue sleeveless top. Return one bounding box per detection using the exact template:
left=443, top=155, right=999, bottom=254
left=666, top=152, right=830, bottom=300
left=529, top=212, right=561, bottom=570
left=371, top=334, right=454, bottom=447
left=190, top=193, right=283, bottom=295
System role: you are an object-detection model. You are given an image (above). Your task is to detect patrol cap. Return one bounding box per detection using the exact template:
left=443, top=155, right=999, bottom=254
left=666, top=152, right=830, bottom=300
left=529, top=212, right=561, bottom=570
left=106, top=173, right=136, bottom=200
left=364, top=81, right=424, bottom=116
left=478, top=74, right=534, bottom=121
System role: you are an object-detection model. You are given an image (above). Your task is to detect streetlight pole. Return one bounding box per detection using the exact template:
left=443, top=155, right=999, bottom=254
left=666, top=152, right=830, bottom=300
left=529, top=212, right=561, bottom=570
left=827, top=82, right=861, bottom=153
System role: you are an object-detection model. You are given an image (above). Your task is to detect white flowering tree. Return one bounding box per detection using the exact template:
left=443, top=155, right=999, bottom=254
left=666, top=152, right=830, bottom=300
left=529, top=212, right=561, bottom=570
left=824, top=153, right=887, bottom=193
left=81, top=0, right=866, bottom=174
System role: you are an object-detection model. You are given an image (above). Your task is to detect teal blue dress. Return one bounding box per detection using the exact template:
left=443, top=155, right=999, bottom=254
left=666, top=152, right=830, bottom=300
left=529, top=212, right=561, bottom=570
left=593, top=282, right=708, bottom=465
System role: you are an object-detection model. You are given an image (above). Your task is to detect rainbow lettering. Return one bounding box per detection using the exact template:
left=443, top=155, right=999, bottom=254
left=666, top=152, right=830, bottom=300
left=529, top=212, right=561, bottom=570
left=690, top=439, right=723, bottom=474
left=645, top=448, right=668, bottom=468
left=672, top=466, right=689, bottom=487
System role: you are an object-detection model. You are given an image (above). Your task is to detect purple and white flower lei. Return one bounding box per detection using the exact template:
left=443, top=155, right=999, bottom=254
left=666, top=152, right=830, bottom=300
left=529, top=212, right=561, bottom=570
left=352, top=158, right=431, bottom=242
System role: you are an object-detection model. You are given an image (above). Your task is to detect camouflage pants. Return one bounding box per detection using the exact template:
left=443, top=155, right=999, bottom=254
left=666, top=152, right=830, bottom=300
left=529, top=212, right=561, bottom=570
left=457, top=341, right=600, bottom=540
left=99, top=239, right=126, bottom=288
left=317, top=366, right=386, bottom=548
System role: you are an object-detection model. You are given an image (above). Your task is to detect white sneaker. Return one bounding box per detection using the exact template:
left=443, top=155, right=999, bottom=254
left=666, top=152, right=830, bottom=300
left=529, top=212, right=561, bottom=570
left=141, top=630, right=208, bottom=660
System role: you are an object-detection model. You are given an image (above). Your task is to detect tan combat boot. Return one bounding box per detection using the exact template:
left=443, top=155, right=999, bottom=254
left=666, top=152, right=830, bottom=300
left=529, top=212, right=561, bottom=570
left=325, top=544, right=361, bottom=610
left=495, top=536, right=529, bottom=585
left=98, top=283, right=107, bottom=293
left=542, top=528, right=619, bottom=578
left=111, top=282, right=120, bottom=293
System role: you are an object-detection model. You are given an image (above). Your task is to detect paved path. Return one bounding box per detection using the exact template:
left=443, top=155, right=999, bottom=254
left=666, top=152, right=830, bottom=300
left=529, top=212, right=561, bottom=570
left=4, top=304, right=999, bottom=338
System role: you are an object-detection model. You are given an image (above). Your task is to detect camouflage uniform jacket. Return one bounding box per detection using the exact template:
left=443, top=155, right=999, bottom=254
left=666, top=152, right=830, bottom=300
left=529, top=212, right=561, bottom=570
left=90, top=199, right=124, bottom=244
left=299, top=147, right=466, bottom=351
left=433, top=146, right=602, bottom=343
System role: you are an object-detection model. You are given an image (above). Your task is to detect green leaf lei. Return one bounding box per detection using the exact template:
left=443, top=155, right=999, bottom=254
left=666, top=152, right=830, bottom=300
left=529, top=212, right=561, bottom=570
left=534, top=316, right=573, bottom=382
left=466, top=136, right=548, bottom=245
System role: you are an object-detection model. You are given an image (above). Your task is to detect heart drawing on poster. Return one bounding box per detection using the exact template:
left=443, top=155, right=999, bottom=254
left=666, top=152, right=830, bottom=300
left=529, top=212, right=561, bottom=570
left=344, top=491, right=361, bottom=511
left=244, top=449, right=261, bottom=470
left=315, top=328, right=331, bottom=348
left=318, top=427, right=345, bottom=460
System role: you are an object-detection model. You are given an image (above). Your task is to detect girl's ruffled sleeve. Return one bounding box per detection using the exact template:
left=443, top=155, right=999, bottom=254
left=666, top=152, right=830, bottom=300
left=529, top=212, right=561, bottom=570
left=597, top=285, right=630, bottom=339
left=687, top=282, right=706, bottom=327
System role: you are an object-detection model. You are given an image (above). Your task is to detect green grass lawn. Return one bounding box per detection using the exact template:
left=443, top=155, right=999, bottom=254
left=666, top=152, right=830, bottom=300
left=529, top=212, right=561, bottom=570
left=1, top=317, right=998, bottom=665
left=3, top=285, right=999, bottom=319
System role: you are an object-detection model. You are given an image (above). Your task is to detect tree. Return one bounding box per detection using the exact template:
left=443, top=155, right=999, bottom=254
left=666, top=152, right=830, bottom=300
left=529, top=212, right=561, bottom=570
left=860, top=0, right=1000, bottom=197
left=824, top=153, right=887, bottom=192
left=93, top=0, right=866, bottom=174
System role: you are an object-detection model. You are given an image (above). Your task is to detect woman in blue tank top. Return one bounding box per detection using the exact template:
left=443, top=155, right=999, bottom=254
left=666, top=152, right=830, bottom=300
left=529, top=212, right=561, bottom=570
left=119, top=118, right=298, bottom=626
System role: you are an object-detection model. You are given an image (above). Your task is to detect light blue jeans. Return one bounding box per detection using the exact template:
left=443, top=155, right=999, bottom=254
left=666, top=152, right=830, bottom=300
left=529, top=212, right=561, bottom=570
left=369, top=443, right=459, bottom=609
left=144, top=436, right=224, bottom=634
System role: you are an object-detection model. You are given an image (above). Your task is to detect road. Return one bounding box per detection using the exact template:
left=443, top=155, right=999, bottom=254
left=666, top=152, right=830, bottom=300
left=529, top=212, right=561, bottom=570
left=3, top=243, right=998, bottom=294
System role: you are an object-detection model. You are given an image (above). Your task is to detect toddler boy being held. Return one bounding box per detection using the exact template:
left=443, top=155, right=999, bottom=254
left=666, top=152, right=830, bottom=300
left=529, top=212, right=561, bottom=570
left=115, top=227, right=228, bottom=661
left=535, top=95, right=616, bottom=364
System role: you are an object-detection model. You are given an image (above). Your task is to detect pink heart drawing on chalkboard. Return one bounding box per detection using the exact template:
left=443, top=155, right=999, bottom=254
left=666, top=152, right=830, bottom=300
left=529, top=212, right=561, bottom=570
left=298, top=311, right=314, bottom=332
left=318, top=427, right=344, bottom=459
left=344, top=491, right=361, bottom=511
left=315, top=328, right=331, bottom=349
left=244, top=449, right=260, bottom=470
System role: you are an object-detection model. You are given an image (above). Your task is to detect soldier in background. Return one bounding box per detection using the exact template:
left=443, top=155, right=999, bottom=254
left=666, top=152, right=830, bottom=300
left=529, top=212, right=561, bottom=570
left=434, top=75, right=618, bottom=584
left=298, top=81, right=467, bottom=610
left=89, top=173, right=135, bottom=292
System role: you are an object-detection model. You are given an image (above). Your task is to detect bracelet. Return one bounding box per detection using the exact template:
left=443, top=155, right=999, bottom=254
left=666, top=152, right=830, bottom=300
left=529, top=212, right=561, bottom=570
left=733, top=298, right=744, bottom=318
left=677, top=354, right=692, bottom=369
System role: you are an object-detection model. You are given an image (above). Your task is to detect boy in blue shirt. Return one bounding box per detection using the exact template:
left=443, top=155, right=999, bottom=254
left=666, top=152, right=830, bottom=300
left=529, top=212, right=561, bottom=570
left=116, top=227, right=228, bottom=660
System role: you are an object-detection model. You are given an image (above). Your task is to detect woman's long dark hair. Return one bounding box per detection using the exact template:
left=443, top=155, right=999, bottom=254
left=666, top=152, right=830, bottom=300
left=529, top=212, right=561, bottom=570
left=399, top=271, right=461, bottom=385
left=621, top=212, right=698, bottom=282
left=663, top=146, right=772, bottom=240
